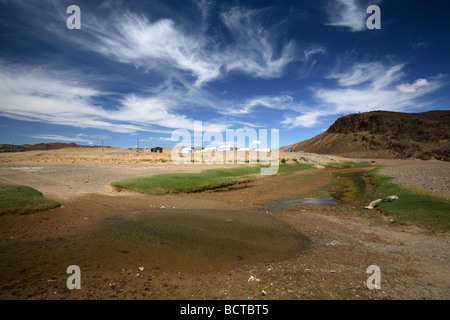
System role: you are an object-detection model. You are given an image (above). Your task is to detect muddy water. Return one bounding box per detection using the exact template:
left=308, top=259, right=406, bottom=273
left=265, top=169, right=366, bottom=211
left=265, top=191, right=337, bottom=211
left=326, top=170, right=366, bottom=204
left=0, top=209, right=309, bottom=279
left=0, top=169, right=365, bottom=282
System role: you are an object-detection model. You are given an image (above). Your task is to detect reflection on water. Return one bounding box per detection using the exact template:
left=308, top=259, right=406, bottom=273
left=0, top=209, right=309, bottom=279
left=265, top=190, right=337, bottom=211
left=326, top=170, right=366, bottom=204
left=265, top=170, right=366, bottom=211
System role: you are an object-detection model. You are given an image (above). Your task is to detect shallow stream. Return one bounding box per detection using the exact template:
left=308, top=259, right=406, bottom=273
left=264, top=170, right=366, bottom=211
left=0, top=209, right=309, bottom=278
left=0, top=169, right=366, bottom=281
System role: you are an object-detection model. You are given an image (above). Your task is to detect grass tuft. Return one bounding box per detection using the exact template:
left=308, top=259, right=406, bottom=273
left=325, top=161, right=372, bottom=168
left=0, top=184, right=60, bottom=215
left=365, top=168, right=450, bottom=232
left=277, top=162, right=314, bottom=174
left=112, top=163, right=313, bottom=195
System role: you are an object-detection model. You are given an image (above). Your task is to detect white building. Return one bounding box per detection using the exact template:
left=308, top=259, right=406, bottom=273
left=216, top=144, right=235, bottom=151
left=180, top=147, right=193, bottom=154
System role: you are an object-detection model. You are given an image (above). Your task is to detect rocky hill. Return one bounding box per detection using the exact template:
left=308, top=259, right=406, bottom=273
left=282, top=110, right=450, bottom=161
left=0, top=142, right=102, bottom=153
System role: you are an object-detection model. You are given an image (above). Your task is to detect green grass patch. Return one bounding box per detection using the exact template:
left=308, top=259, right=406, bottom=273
left=112, top=163, right=313, bottom=195
left=277, top=162, right=314, bottom=174
left=365, top=168, right=450, bottom=232
left=325, top=161, right=372, bottom=168
left=0, top=184, right=60, bottom=215
left=112, top=166, right=262, bottom=195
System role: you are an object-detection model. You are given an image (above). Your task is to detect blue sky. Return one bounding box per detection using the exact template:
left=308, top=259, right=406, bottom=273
left=0, top=0, right=449, bottom=149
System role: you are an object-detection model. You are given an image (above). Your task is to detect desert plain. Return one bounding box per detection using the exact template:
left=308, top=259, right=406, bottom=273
left=0, top=147, right=448, bottom=300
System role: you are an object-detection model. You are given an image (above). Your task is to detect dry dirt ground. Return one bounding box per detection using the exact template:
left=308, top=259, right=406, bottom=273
left=0, top=150, right=448, bottom=300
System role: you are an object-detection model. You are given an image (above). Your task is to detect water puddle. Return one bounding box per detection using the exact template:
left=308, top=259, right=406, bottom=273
left=265, top=170, right=366, bottom=211
left=326, top=170, right=366, bottom=204
left=265, top=190, right=337, bottom=211
left=0, top=209, right=309, bottom=278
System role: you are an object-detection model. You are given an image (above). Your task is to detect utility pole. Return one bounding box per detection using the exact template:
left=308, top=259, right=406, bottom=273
left=102, top=139, right=104, bottom=152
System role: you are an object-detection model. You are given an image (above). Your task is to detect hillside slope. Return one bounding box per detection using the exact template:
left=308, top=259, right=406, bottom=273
left=282, top=110, right=450, bottom=161
left=0, top=142, right=103, bottom=153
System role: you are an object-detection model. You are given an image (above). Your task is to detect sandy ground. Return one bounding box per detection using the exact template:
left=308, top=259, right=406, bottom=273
left=0, top=150, right=448, bottom=300
left=0, top=162, right=209, bottom=201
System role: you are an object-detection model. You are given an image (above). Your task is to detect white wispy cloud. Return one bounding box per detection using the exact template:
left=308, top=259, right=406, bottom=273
left=114, top=93, right=229, bottom=132
left=327, top=62, right=404, bottom=88
left=195, top=0, right=215, bottom=32
left=0, top=2, right=319, bottom=135
left=72, top=6, right=296, bottom=87
left=303, top=45, right=327, bottom=63
left=219, top=7, right=297, bottom=79
left=396, top=78, right=430, bottom=93
left=325, top=0, right=367, bottom=32
left=31, top=134, right=95, bottom=144
left=315, top=63, right=444, bottom=118
left=282, top=61, right=445, bottom=129
left=223, top=95, right=308, bottom=117
left=317, top=62, right=444, bottom=112
left=281, top=111, right=323, bottom=128
left=0, top=63, right=130, bottom=131
left=145, top=136, right=173, bottom=141
left=0, top=63, right=228, bottom=133
left=2, top=0, right=444, bottom=140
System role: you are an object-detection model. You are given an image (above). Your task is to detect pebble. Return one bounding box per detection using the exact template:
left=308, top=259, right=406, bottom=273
left=381, top=163, right=450, bottom=195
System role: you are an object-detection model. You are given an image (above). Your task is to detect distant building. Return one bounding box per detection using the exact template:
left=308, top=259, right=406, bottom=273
left=180, top=147, right=193, bottom=154
left=151, top=147, right=163, bottom=153
left=217, top=144, right=235, bottom=151
left=193, top=146, right=205, bottom=152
